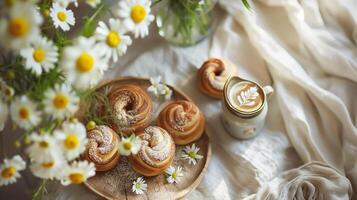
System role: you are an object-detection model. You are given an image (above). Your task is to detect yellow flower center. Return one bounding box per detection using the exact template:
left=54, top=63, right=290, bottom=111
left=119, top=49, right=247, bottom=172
left=53, top=94, right=69, bottom=109
left=188, top=151, right=196, bottom=158
left=39, top=141, right=49, bottom=148
left=86, top=121, right=96, bottom=130
left=57, top=11, right=67, bottom=22
left=64, top=134, right=79, bottom=149
left=33, top=48, right=46, bottom=63
left=69, top=172, right=84, bottom=184
left=41, top=161, right=55, bottom=169
left=131, top=5, right=146, bottom=24
left=8, top=18, right=29, bottom=37
left=106, top=31, right=121, bottom=48
left=18, top=107, right=29, bottom=119
left=172, top=172, right=177, bottom=179
left=1, top=166, right=16, bottom=179
left=76, top=53, right=94, bottom=73
left=124, top=142, right=132, bottom=150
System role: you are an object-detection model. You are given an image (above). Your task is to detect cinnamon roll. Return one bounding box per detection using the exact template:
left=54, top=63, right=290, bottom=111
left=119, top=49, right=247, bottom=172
left=129, top=126, right=175, bottom=176
left=83, top=125, right=120, bottom=171
left=157, top=100, right=205, bottom=145
left=197, top=58, right=237, bottom=99
left=107, top=85, right=153, bottom=135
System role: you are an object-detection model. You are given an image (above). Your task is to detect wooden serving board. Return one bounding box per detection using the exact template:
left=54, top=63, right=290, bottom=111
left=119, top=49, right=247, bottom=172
left=84, top=77, right=211, bottom=200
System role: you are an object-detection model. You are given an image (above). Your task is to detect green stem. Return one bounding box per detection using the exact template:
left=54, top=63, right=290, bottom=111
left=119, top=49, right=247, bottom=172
left=32, top=180, right=47, bottom=200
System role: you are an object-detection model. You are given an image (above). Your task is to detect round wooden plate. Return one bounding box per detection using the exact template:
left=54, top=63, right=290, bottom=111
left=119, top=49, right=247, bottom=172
left=84, top=77, right=211, bottom=200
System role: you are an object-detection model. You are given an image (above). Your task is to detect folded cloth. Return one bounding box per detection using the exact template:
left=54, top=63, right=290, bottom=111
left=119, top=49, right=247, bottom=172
left=245, top=162, right=352, bottom=200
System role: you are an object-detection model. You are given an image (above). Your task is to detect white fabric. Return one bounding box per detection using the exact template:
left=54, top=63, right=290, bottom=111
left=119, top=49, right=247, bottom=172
left=246, top=162, right=352, bottom=200
left=49, top=0, right=357, bottom=199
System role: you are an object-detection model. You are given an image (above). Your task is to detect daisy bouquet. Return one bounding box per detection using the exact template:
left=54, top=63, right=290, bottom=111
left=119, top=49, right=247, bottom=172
left=0, top=0, right=155, bottom=197
left=0, top=0, right=249, bottom=198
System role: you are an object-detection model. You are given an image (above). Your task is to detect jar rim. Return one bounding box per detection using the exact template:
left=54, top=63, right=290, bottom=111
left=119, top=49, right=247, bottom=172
left=223, top=76, right=266, bottom=118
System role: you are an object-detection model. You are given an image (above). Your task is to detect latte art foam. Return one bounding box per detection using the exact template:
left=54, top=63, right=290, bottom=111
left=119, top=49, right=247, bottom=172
left=228, top=81, right=263, bottom=113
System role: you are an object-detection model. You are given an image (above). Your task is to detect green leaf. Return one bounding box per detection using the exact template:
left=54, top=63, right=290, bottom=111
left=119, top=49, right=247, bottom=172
left=81, top=16, right=97, bottom=37
left=241, top=0, right=251, bottom=10
left=81, top=3, right=106, bottom=37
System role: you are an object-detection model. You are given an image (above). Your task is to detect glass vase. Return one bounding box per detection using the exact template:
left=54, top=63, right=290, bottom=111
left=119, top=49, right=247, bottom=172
left=156, top=0, right=217, bottom=46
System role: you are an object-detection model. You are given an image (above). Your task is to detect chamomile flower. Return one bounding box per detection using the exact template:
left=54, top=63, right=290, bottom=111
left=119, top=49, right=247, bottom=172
left=0, top=2, right=43, bottom=51
left=181, top=143, right=203, bottom=165
left=10, top=96, right=41, bottom=130
left=0, top=83, right=15, bottom=101
left=147, top=76, right=162, bottom=96
left=118, top=134, right=142, bottom=156
left=132, top=177, right=147, bottom=194
left=30, top=157, right=66, bottom=180
left=20, top=37, right=58, bottom=75
left=60, top=160, right=95, bottom=185
left=86, top=0, right=101, bottom=8
left=117, top=0, right=154, bottom=38
left=95, top=18, right=132, bottom=62
left=165, top=166, right=184, bottom=184
left=27, top=133, right=61, bottom=163
left=50, top=3, right=75, bottom=31
left=0, top=155, right=26, bottom=186
left=0, top=99, right=8, bottom=131
left=43, top=84, right=79, bottom=119
left=61, top=36, right=108, bottom=89
left=147, top=76, right=172, bottom=100
left=54, top=121, right=87, bottom=160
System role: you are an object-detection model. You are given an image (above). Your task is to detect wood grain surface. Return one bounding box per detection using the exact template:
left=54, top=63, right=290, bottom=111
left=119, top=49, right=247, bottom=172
left=84, top=77, right=211, bottom=200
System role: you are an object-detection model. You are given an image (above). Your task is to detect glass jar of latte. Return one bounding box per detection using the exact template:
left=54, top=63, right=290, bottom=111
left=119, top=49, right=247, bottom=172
left=221, top=76, right=274, bottom=139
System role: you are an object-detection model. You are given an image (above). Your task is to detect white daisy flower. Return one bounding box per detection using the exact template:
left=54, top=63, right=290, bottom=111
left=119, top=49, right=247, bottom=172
left=0, top=155, right=26, bottom=186
left=117, top=0, right=154, bottom=38
left=54, top=121, right=87, bottom=161
left=165, top=166, right=184, bottom=184
left=147, top=76, right=173, bottom=100
left=43, top=84, right=79, bottom=120
left=0, top=99, right=8, bottom=131
left=50, top=3, right=75, bottom=31
left=54, top=0, right=78, bottom=7
left=95, top=18, right=132, bottom=62
left=60, top=160, right=96, bottom=185
left=27, top=133, right=62, bottom=163
left=147, top=76, right=162, bottom=96
left=86, top=0, right=101, bottom=8
left=10, top=96, right=41, bottom=130
left=181, top=143, right=203, bottom=165
left=30, top=157, right=66, bottom=180
left=0, top=83, right=15, bottom=101
left=0, top=2, right=43, bottom=51
left=20, top=36, right=58, bottom=75
left=61, top=36, right=109, bottom=89
left=132, top=177, right=147, bottom=194
left=118, top=134, right=142, bottom=156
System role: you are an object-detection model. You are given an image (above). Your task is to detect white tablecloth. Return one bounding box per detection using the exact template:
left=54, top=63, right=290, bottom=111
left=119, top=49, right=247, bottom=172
left=4, top=0, right=357, bottom=199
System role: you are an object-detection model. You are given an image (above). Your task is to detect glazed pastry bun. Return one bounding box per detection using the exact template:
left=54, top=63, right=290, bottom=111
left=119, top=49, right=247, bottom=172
left=129, top=126, right=175, bottom=176
left=157, top=100, right=205, bottom=145
left=197, top=58, right=237, bottom=99
left=107, top=85, right=153, bottom=135
left=83, top=125, right=120, bottom=171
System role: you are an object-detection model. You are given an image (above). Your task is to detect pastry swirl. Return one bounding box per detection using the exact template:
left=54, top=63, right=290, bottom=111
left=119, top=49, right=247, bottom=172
left=129, top=126, right=175, bottom=176
left=157, top=100, right=205, bottom=145
left=108, top=85, right=153, bottom=135
left=197, top=58, right=237, bottom=99
left=83, top=125, right=120, bottom=171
